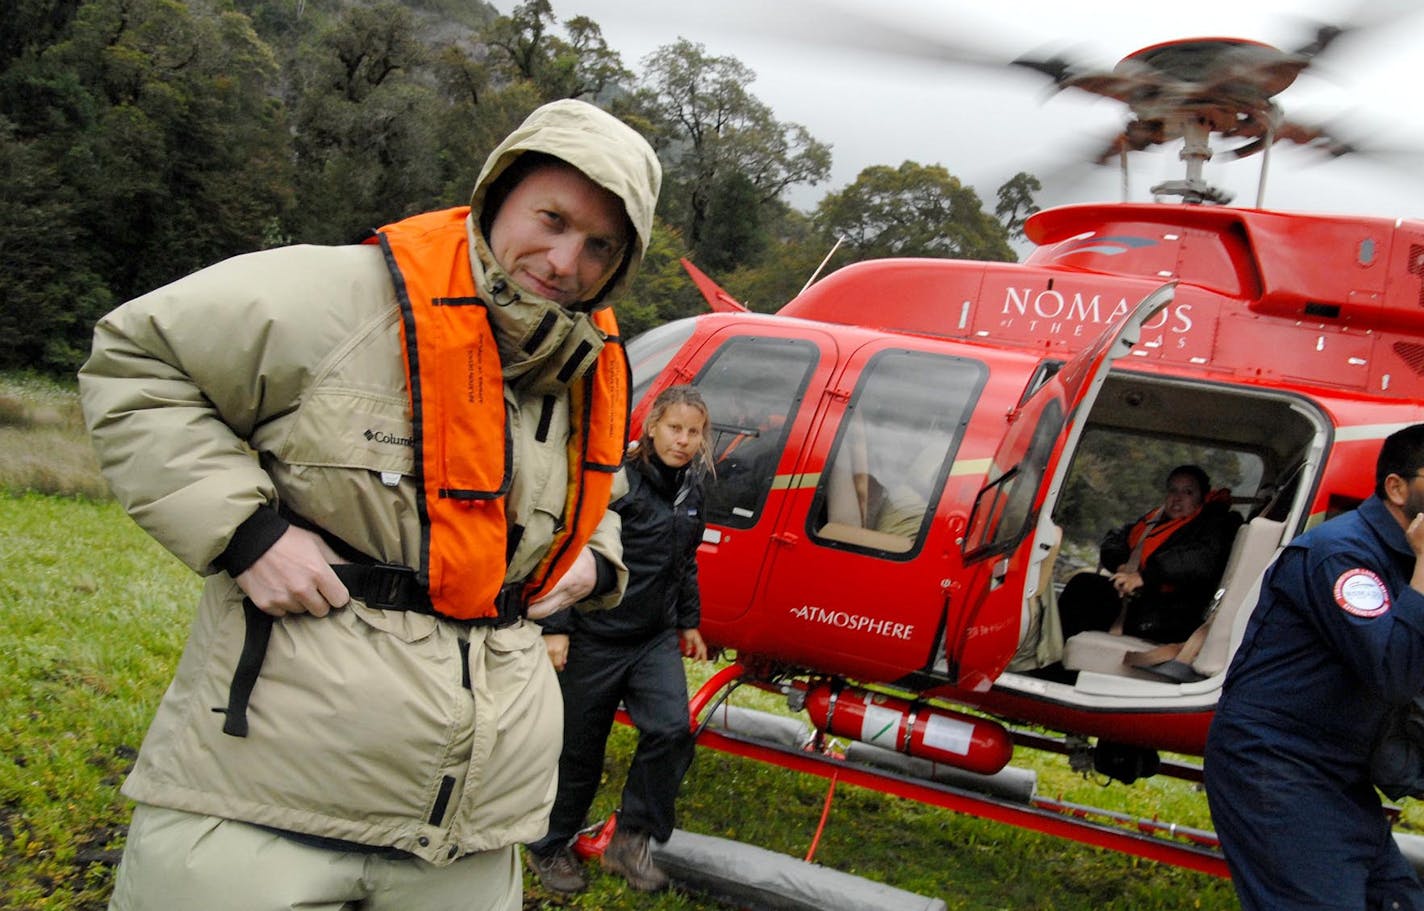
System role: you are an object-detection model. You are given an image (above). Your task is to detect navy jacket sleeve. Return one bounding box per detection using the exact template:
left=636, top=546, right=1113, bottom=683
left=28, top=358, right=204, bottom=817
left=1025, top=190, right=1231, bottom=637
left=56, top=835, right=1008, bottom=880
left=1300, top=544, right=1424, bottom=703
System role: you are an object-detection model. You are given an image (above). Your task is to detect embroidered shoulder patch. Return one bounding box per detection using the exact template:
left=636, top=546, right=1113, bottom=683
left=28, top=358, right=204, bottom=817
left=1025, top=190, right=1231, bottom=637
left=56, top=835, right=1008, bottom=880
left=1334, top=568, right=1391, bottom=618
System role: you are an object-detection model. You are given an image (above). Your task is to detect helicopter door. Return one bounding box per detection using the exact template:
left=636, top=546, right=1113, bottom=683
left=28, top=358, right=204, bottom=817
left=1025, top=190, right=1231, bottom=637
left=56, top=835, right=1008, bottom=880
left=952, top=282, right=1177, bottom=692
left=752, top=341, right=987, bottom=680
left=690, top=329, right=833, bottom=623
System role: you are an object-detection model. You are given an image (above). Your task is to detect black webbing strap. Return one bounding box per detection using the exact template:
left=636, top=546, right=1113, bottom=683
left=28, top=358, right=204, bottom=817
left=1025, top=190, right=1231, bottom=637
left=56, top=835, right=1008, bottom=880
left=217, top=598, right=274, bottom=738
left=332, top=562, right=436, bottom=614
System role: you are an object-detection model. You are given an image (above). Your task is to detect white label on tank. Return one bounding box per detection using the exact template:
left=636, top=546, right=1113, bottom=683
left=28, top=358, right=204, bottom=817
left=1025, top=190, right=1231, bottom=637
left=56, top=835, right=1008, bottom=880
left=922, top=714, right=974, bottom=756
left=859, top=704, right=902, bottom=748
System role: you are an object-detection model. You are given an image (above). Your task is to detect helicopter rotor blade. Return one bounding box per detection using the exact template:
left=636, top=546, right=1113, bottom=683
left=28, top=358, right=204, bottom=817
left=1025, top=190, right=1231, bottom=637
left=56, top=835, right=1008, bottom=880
left=602, top=0, right=1021, bottom=73
left=1276, top=0, right=1424, bottom=79
left=599, top=0, right=1424, bottom=203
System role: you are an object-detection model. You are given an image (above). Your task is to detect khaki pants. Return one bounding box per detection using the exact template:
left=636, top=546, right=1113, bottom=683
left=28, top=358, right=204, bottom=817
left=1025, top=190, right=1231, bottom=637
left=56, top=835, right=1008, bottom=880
left=107, top=804, right=521, bottom=911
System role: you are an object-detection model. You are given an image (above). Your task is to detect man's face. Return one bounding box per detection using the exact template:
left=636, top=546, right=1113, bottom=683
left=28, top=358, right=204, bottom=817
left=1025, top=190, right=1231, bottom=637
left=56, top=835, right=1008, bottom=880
left=487, top=162, right=629, bottom=307
left=1163, top=473, right=1204, bottom=520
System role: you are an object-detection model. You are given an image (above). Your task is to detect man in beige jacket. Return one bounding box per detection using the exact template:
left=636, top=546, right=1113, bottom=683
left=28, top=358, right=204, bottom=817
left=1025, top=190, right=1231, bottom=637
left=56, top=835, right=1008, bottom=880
left=80, top=99, right=661, bottom=911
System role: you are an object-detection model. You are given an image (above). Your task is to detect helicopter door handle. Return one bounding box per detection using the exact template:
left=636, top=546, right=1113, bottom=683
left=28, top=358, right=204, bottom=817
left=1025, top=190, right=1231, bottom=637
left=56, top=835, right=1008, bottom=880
left=772, top=531, right=800, bottom=546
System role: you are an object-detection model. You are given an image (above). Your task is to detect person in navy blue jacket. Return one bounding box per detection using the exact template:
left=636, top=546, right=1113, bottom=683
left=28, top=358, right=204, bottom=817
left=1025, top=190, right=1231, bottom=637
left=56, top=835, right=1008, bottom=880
left=1205, top=423, right=1424, bottom=911
left=526, top=385, right=712, bottom=895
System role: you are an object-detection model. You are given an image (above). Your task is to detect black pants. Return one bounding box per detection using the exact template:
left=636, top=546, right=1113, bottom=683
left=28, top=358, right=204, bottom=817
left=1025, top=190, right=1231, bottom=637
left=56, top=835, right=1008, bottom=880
left=528, top=628, right=694, bottom=854
left=1057, top=571, right=1204, bottom=643
left=1056, top=572, right=1123, bottom=639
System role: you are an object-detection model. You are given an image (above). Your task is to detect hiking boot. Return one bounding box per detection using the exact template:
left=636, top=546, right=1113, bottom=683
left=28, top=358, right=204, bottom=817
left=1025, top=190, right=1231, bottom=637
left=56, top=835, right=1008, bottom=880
left=600, top=826, right=669, bottom=892
left=525, top=845, right=588, bottom=895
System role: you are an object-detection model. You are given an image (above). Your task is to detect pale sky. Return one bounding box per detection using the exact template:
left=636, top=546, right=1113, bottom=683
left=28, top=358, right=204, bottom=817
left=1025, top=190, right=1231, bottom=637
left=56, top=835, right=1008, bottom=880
left=509, top=0, right=1424, bottom=222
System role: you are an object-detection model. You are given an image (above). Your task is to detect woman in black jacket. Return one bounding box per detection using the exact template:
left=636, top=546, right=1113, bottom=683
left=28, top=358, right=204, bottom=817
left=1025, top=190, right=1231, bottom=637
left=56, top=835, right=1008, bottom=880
left=526, top=385, right=711, bottom=895
left=1059, top=464, right=1242, bottom=644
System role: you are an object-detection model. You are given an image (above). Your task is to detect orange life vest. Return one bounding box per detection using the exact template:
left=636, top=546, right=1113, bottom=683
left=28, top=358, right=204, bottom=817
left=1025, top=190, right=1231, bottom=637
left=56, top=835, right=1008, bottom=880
left=372, top=207, right=629, bottom=620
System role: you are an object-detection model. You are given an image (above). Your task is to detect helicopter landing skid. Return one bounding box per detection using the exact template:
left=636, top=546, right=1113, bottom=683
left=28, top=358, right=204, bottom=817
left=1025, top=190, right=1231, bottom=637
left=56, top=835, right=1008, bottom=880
left=682, top=714, right=1229, bottom=878
left=645, top=663, right=1232, bottom=879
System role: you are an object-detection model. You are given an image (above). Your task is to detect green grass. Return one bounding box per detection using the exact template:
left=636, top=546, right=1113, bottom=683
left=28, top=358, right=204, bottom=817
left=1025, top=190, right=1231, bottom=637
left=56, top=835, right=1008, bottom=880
left=0, top=494, right=197, bottom=911
left=1, top=372, right=1247, bottom=910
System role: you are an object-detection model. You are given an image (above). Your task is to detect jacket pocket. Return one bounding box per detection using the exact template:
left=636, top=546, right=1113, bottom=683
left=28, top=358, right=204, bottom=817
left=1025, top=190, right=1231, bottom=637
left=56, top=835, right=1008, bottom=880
left=349, top=600, right=437, bottom=643
left=278, top=387, right=415, bottom=476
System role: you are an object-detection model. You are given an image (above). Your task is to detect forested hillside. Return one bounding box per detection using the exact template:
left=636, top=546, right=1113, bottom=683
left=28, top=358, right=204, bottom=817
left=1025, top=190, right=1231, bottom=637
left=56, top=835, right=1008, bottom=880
left=1, top=0, right=1032, bottom=375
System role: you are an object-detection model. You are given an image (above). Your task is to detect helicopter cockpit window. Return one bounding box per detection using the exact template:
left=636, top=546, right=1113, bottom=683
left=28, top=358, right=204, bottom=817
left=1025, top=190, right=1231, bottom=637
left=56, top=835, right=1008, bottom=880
left=694, top=337, right=817, bottom=529
left=813, top=351, right=983, bottom=557
left=627, top=318, right=697, bottom=407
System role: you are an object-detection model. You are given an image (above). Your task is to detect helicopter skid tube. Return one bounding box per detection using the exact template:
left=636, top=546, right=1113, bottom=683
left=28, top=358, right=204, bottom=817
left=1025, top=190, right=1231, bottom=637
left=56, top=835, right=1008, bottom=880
left=689, top=720, right=1230, bottom=877
left=678, top=669, right=1424, bottom=882
left=679, top=663, right=1230, bottom=878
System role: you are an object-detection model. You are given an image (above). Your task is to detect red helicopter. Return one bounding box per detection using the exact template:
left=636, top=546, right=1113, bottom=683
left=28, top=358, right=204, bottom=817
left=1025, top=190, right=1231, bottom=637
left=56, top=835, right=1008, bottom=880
left=618, top=16, right=1424, bottom=880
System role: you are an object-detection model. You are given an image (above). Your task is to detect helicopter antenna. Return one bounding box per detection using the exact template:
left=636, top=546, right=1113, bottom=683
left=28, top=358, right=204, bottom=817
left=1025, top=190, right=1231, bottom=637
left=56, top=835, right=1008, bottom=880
left=800, top=235, right=845, bottom=296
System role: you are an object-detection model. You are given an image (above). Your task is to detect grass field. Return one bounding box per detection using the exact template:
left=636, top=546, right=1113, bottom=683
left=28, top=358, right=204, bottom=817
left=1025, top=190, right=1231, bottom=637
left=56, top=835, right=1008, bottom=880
left=1, top=374, right=1249, bottom=910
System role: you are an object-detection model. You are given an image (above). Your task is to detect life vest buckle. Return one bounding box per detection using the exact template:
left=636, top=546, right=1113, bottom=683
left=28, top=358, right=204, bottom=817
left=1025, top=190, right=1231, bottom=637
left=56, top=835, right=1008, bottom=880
left=363, top=562, right=422, bottom=611
left=490, top=582, right=527, bottom=627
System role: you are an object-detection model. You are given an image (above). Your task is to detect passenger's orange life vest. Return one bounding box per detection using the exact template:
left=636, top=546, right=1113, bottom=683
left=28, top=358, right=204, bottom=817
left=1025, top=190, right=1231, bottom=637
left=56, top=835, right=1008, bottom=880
left=372, top=207, right=628, bottom=620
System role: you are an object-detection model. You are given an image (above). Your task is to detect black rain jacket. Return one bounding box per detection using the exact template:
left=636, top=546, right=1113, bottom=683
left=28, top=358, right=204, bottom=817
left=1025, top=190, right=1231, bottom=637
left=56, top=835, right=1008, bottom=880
left=544, top=454, right=705, bottom=642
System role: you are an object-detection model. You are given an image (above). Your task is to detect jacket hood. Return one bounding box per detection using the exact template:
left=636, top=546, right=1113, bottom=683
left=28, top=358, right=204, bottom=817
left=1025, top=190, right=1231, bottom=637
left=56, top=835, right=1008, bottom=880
left=471, top=99, right=661, bottom=307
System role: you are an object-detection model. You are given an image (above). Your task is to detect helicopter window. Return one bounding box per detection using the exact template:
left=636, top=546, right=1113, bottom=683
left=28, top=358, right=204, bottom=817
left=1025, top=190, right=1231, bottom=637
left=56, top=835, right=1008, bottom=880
left=964, top=395, right=1065, bottom=562
left=627, top=318, right=697, bottom=407
left=1018, top=360, right=1064, bottom=408
left=693, top=337, right=818, bottom=529
left=813, top=350, right=984, bottom=557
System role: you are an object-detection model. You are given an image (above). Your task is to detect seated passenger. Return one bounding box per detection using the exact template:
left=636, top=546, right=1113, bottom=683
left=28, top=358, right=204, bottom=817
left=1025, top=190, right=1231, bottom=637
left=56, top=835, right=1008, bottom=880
left=823, top=411, right=946, bottom=539
left=870, top=441, right=944, bottom=537
left=705, top=412, right=784, bottom=523
left=1057, top=464, right=1241, bottom=644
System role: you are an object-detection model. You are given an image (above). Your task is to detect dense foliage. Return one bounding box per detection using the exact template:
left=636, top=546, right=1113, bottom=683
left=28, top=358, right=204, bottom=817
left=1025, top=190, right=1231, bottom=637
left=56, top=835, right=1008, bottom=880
left=1, top=0, right=1029, bottom=374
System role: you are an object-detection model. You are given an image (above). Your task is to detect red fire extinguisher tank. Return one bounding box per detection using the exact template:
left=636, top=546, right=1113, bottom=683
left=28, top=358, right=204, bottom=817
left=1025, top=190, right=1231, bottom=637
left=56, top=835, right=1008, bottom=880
left=800, top=683, right=1013, bottom=776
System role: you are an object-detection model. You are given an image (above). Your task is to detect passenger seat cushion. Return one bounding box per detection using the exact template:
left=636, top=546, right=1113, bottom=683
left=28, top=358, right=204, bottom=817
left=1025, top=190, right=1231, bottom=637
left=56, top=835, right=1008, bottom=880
left=1061, top=630, right=1163, bottom=679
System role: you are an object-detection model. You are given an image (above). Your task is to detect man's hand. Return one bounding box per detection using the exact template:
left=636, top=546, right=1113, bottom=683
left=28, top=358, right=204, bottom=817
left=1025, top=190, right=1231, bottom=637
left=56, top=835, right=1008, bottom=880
left=1408, top=514, right=1424, bottom=596
left=680, top=628, right=709, bottom=662
left=1409, top=513, right=1424, bottom=559
left=235, top=526, right=349, bottom=618
left=544, top=633, right=571, bottom=671
left=527, top=547, right=597, bottom=620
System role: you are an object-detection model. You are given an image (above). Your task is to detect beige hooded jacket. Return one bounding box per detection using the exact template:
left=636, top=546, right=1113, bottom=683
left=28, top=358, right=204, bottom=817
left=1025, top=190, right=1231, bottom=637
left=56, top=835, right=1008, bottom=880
left=78, top=100, right=661, bottom=864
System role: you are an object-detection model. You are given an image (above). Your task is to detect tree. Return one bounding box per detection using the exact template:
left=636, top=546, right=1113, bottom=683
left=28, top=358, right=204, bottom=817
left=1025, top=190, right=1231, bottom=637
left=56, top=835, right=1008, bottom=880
left=0, top=118, right=113, bottom=371
left=637, top=39, right=830, bottom=265
left=697, top=171, right=768, bottom=274
left=815, top=161, right=1015, bottom=263
left=481, top=0, right=629, bottom=102
left=717, top=207, right=831, bottom=313
left=288, top=2, right=443, bottom=243
left=0, top=0, right=85, bottom=71
left=547, top=15, right=629, bottom=100
left=0, top=0, right=292, bottom=371
left=996, top=170, right=1041, bottom=241
left=429, top=48, right=544, bottom=204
